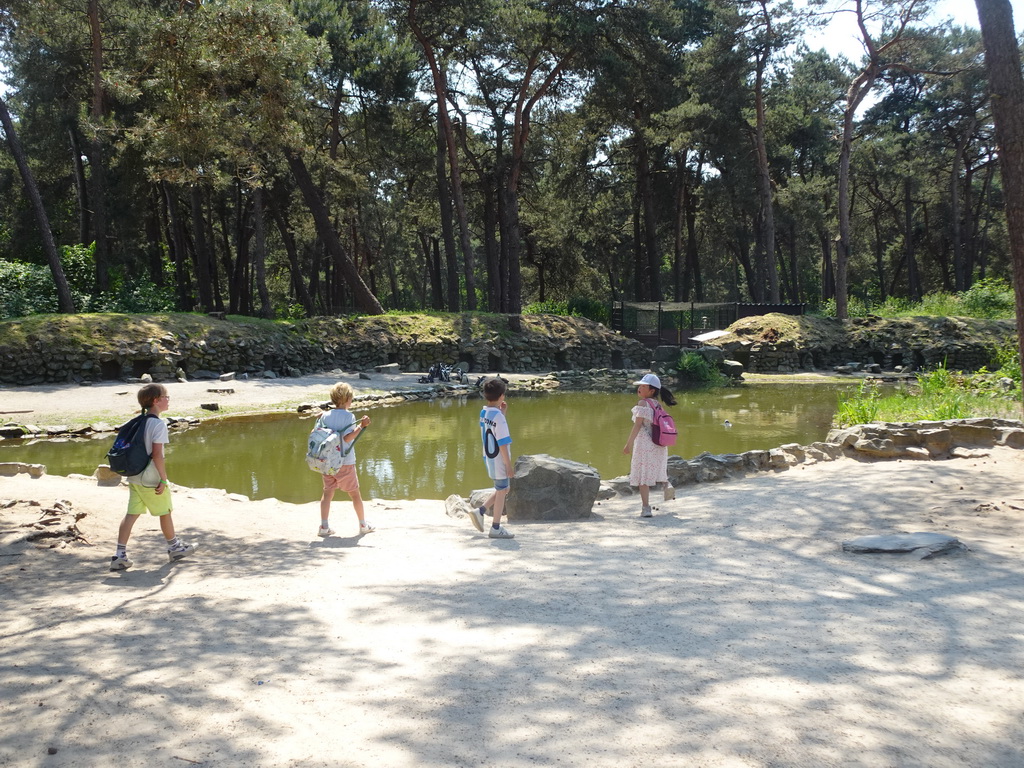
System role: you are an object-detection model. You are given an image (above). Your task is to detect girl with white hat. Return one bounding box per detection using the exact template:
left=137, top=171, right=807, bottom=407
left=622, top=373, right=677, bottom=518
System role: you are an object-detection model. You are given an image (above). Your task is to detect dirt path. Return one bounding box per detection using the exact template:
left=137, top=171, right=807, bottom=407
left=2, top=444, right=1023, bottom=767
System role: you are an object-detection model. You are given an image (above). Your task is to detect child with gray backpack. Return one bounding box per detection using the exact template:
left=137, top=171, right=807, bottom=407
left=313, top=382, right=373, bottom=537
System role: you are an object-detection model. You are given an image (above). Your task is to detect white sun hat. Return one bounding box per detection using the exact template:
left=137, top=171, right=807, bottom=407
left=632, top=373, right=661, bottom=389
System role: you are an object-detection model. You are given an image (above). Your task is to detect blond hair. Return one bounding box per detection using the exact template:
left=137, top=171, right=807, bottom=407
left=329, top=382, right=354, bottom=407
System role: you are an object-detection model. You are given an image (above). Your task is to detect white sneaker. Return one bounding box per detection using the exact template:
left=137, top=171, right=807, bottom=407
left=467, top=507, right=485, bottom=532
left=640, top=506, right=653, bottom=518
left=109, top=554, right=133, bottom=571
left=317, top=526, right=335, bottom=537
left=167, top=541, right=197, bottom=562
left=488, top=525, right=514, bottom=539
left=359, top=521, right=375, bottom=534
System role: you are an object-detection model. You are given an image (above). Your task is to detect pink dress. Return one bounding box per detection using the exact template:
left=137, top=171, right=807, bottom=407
left=629, top=401, right=668, bottom=487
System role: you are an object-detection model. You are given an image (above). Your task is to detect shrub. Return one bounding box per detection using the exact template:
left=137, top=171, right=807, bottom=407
left=960, top=278, right=1015, bottom=319
left=676, top=352, right=725, bottom=385
left=567, top=296, right=609, bottom=325
left=524, top=299, right=569, bottom=315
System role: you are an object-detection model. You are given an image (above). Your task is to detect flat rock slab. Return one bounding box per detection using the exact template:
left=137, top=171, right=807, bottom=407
left=842, top=532, right=968, bottom=559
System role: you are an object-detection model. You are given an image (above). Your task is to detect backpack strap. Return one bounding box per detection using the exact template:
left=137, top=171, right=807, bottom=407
left=643, top=397, right=662, bottom=416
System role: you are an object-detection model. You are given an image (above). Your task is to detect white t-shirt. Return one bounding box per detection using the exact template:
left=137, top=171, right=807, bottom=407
left=126, top=415, right=169, bottom=484
left=323, top=407, right=359, bottom=466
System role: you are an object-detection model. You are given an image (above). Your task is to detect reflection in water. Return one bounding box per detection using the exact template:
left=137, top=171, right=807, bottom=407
left=0, top=385, right=853, bottom=502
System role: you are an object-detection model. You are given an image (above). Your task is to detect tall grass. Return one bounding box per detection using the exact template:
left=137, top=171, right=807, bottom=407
left=834, top=364, right=1019, bottom=426
left=817, top=278, right=1016, bottom=320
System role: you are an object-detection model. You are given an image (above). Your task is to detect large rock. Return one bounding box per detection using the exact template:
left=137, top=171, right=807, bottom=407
left=842, top=532, right=968, bottom=559
left=505, top=454, right=600, bottom=521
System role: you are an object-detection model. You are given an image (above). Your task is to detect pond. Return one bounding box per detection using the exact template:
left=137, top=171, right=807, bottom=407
left=1, top=384, right=854, bottom=502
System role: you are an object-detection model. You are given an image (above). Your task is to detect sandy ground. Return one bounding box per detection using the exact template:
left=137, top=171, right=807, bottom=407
left=0, top=370, right=526, bottom=429
left=1, top=378, right=1024, bottom=767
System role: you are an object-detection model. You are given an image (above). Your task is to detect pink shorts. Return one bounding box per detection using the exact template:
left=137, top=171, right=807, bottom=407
left=322, top=464, right=360, bottom=494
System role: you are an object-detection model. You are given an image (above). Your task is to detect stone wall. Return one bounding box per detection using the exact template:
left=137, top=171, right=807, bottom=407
left=0, top=315, right=650, bottom=385
left=719, top=316, right=1014, bottom=374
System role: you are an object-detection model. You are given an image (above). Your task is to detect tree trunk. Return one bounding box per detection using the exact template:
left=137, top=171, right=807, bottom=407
left=408, top=3, right=478, bottom=310
left=820, top=229, right=835, bottom=302
left=634, top=119, right=661, bottom=300
left=252, top=186, right=272, bottom=319
left=87, top=0, right=110, bottom=293
left=68, top=126, right=90, bottom=246
left=683, top=172, right=702, bottom=301
left=873, top=210, right=887, bottom=301
left=753, top=53, right=779, bottom=302
left=0, top=96, right=75, bottom=313
left=286, top=150, right=384, bottom=314
left=951, top=131, right=969, bottom=291
left=482, top=179, right=501, bottom=311
left=269, top=198, right=315, bottom=317
left=190, top=185, right=215, bottom=312
left=435, top=127, right=460, bottom=311
left=161, top=182, right=193, bottom=311
left=904, top=178, right=922, bottom=301
left=976, top=0, right=1024, bottom=413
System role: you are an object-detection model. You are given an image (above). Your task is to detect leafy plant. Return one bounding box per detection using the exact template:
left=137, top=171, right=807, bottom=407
left=835, top=380, right=881, bottom=425
left=960, top=278, right=1015, bottom=319
left=676, top=352, right=725, bottom=385
left=524, top=299, right=570, bottom=315
left=567, top=295, right=609, bottom=325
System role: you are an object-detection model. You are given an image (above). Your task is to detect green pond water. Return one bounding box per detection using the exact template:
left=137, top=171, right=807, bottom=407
left=1, top=384, right=854, bottom=502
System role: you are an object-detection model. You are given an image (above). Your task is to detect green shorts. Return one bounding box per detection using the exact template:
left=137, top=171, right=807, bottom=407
left=127, top=482, right=174, bottom=516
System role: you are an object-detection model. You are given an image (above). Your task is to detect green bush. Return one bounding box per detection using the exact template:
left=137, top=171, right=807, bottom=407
left=0, top=260, right=58, bottom=317
left=524, top=299, right=569, bottom=315
left=0, top=244, right=177, bottom=318
left=676, top=352, right=725, bottom=385
left=567, top=295, right=609, bottom=325
left=960, top=278, right=1015, bottom=319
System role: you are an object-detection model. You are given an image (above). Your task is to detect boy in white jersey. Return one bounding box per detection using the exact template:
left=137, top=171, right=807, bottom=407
left=468, top=377, right=515, bottom=539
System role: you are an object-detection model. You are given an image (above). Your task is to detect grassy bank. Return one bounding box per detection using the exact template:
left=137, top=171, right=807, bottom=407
left=835, top=357, right=1023, bottom=425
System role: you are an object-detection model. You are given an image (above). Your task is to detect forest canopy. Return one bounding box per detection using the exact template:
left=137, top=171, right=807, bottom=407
left=0, top=0, right=1013, bottom=322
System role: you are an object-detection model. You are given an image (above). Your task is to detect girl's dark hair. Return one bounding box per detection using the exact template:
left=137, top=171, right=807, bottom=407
left=655, top=384, right=677, bottom=407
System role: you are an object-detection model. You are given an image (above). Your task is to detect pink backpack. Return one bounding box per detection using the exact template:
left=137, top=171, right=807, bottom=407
left=644, top=398, right=677, bottom=447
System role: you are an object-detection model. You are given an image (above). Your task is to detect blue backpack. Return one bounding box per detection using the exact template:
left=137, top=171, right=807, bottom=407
left=106, top=413, right=158, bottom=476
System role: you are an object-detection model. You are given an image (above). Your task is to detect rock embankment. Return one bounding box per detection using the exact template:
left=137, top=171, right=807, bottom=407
left=0, top=313, right=650, bottom=385
left=715, top=314, right=1015, bottom=373
left=604, top=417, right=1024, bottom=495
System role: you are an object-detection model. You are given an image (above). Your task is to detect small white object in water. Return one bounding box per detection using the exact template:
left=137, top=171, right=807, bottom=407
left=723, top=420, right=732, bottom=428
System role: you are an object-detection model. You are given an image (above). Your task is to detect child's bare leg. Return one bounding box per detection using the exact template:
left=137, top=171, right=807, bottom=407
left=117, top=514, right=140, bottom=546
left=320, top=490, right=335, bottom=524
left=158, top=514, right=176, bottom=540
left=639, top=484, right=650, bottom=507
left=349, top=489, right=366, bottom=524
left=491, top=487, right=509, bottom=527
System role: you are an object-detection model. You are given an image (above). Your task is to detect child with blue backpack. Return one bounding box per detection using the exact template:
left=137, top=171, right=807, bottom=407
left=622, top=373, right=677, bottom=518
left=317, top=382, right=373, bottom=538
left=109, top=383, right=197, bottom=571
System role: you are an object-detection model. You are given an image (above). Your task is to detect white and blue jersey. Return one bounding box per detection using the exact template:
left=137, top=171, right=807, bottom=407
left=480, top=405, right=512, bottom=480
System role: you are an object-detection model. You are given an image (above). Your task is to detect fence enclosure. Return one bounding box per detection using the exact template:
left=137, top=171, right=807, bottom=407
left=610, top=301, right=806, bottom=348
